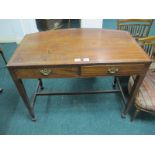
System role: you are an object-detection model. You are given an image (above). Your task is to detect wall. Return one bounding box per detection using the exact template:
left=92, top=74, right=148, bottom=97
left=81, top=19, right=103, bottom=28
left=0, top=19, right=38, bottom=43
left=0, top=19, right=103, bottom=44
left=20, top=19, right=38, bottom=35
left=0, top=19, right=23, bottom=43
left=102, top=19, right=117, bottom=30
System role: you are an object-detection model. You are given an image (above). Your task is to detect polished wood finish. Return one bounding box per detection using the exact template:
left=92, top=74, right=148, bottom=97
left=8, top=29, right=150, bottom=67
left=13, top=66, right=80, bottom=78
left=122, top=64, right=149, bottom=116
left=7, top=28, right=151, bottom=120
left=9, top=70, right=35, bottom=119
left=81, top=64, right=145, bottom=77
left=13, top=63, right=146, bottom=79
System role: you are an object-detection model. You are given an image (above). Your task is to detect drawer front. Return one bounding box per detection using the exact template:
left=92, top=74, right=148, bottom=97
left=14, top=66, right=79, bottom=78
left=81, top=64, right=145, bottom=77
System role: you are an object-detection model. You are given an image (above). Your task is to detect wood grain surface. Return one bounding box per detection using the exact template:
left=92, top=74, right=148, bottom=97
left=7, top=28, right=151, bottom=68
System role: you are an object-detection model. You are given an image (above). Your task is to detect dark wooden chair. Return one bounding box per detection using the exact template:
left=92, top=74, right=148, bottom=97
left=117, top=19, right=153, bottom=40
left=128, top=36, right=155, bottom=120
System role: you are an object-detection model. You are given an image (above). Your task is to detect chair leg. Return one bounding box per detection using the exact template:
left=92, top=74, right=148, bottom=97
left=131, top=108, right=140, bottom=121
left=0, top=50, right=7, bottom=64
left=38, top=78, right=44, bottom=90
left=113, top=76, right=117, bottom=88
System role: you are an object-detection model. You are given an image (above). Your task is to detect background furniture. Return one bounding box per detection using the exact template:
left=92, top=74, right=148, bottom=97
left=114, top=19, right=153, bottom=94
left=7, top=29, right=151, bottom=121
left=36, top=19, right=64, bottom=31
left=117, top=19, right=153, bottom=40
left=36, top=19, right=81, bottom=31
left=128, top=36, right=155, bottom=120
left=140, top=36, right=155, bottom=69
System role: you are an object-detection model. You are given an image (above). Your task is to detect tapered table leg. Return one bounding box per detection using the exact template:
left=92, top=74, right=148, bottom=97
left=9, top=70, right=36, bottom=120
left=15, top=79, right=36, bottom=120
left=122, top=74, right=146, bottom=117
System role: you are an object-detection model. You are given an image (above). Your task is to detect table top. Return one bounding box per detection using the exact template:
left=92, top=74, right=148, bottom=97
left=8, top=28, right=151, bottom=68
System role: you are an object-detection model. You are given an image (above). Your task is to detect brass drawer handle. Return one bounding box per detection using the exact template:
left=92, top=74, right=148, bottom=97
left=107, top=67, right=119, bottom=74
left=40, top=68, right=52, bottom=76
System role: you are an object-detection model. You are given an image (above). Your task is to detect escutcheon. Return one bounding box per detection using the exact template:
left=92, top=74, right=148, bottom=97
left=40, top=68, right=52, bottom=76
left=107, top=67, right=119, bottom=74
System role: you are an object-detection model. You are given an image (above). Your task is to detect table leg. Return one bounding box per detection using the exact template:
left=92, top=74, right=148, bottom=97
left=113, top=76, right=117, bottom=88
left=38, top=78, right=44, bottom=90
left=122, top=74, right=146, bottom=117
left=9, top=70, right=36, bottom=120
left=122, top=62, right=151, bottom=117
left=15, top=79, right=36, bottom=120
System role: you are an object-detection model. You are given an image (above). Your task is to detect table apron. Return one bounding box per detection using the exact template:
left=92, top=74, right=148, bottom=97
left=12, top=63, right=146, bottom=79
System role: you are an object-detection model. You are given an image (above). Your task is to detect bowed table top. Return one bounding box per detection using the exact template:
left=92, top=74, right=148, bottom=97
left=8, top=28, right=151, bottom=68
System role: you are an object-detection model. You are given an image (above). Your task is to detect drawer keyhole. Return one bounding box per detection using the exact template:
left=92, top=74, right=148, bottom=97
left=40, top=68, right=52, bottom=76
left=107, top=67, right=119, bottom=74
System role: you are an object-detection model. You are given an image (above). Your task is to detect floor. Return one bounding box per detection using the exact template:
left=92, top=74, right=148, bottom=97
left=0, top=20, right=155, bottom=135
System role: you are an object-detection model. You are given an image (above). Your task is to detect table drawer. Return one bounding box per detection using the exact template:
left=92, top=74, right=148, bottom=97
left=81, top=64, right=145, bottom=76
left=14, top=66, right=80, bottom=78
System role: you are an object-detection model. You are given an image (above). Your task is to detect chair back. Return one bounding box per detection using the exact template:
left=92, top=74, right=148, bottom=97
left=139, top=36, right=155, bottom=60
left=117, top=19, right=153, bottom=39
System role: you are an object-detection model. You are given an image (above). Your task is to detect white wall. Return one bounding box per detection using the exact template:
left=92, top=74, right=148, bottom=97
left=20, top=19, right=38, bottom=35
left=0, top=19, right=103, bottom=44
left=0, top=19, right=23, bottom=43
left=81, top=19, right=103, bottom=28
left=0, top=19, right=38, bottom=43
